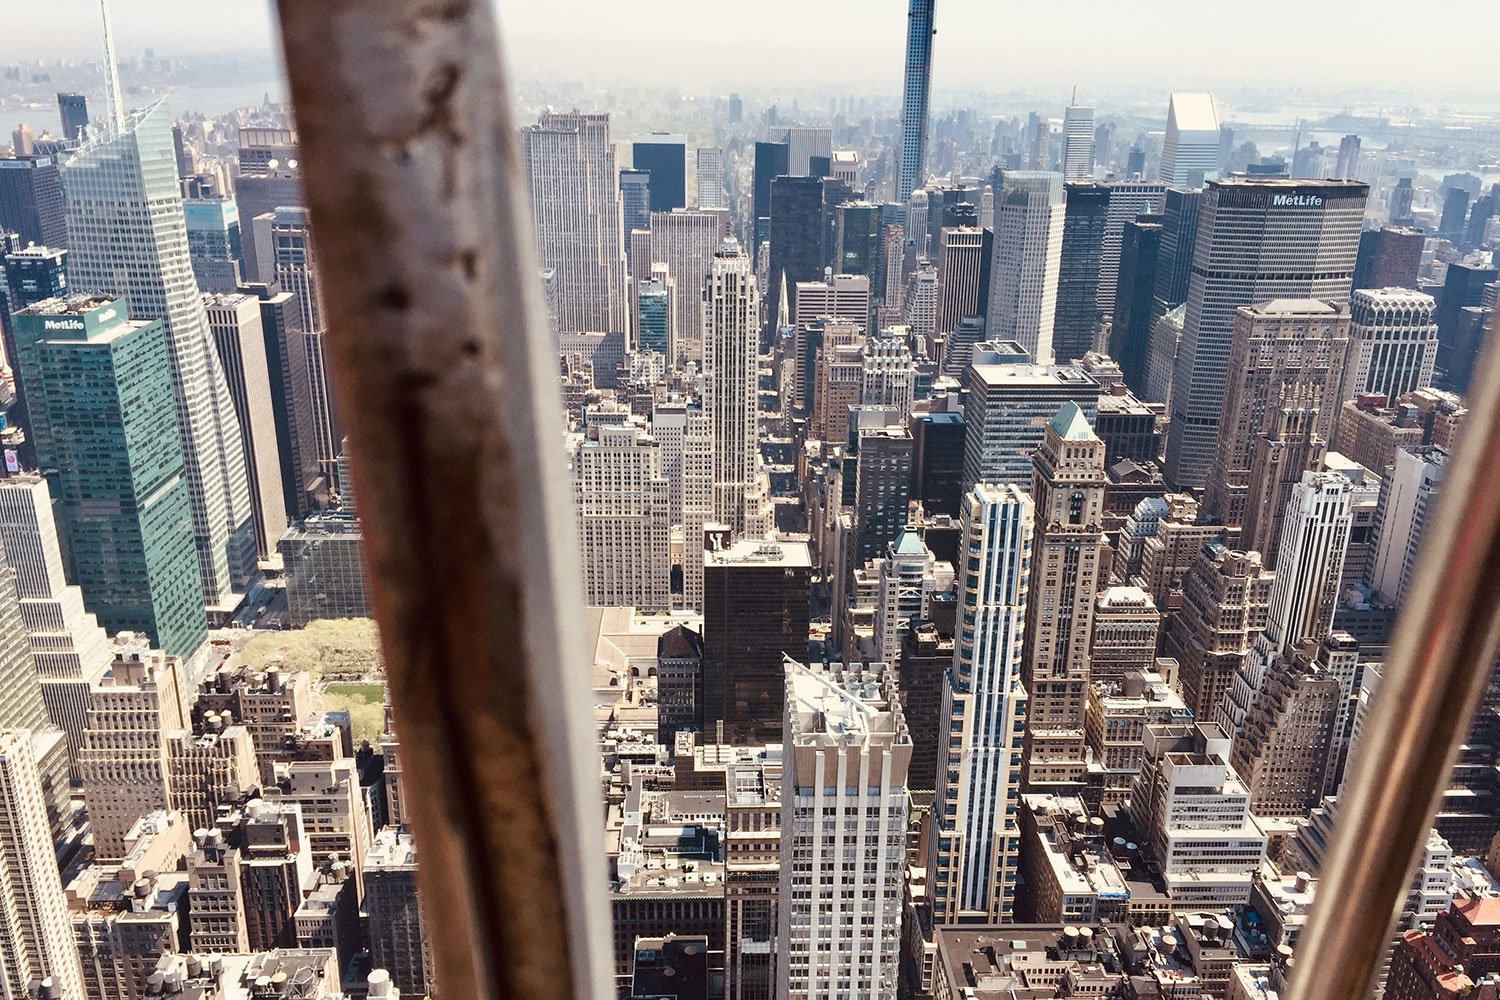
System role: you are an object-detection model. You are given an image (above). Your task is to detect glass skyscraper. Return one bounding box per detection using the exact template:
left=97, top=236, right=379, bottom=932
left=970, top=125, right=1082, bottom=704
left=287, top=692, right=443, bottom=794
left=899, top=0, right=936, bottom=202
left=12, top=296, right=209, bottom=663
left=59, top=100, right=257, bottom=607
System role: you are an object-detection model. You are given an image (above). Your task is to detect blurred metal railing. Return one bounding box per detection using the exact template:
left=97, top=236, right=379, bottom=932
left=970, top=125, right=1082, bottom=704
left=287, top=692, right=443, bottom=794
left=274, top=3, right=610, bottom=1000
left=1287, top=306, right=1500, bottom=1000
left=272, top=2, right=1500, bottom=999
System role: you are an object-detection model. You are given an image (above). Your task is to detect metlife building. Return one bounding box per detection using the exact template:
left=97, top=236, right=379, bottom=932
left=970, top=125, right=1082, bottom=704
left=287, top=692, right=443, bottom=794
left=1163, top=178, right=1368, bottom=491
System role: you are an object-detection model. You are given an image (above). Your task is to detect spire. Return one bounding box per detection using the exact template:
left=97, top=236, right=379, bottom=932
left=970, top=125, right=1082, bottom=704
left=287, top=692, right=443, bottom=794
left=777, top=270, right=790, bottom=330
left=100, top=0, right=126, bottom=131
left=1072, top=84, right=1077, bottom=106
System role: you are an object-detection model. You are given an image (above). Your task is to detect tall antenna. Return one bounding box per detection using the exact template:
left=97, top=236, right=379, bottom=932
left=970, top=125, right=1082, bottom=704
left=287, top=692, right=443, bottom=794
left=100, top=0, right=125, bottom=131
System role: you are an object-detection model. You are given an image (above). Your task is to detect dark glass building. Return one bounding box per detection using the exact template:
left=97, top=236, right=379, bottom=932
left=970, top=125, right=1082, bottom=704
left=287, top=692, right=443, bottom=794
left=852, top=426, right=914, bottom=567
left=1109, top=214, right=1163, bottom=393
left=767, top=175, right=824, bottom=334
left=0, top=245, right=68, bottom=468
left=834, top=201, right=885, bottom=298
left=702, top=539, right=811, bottom=745
left=1053, top=182, right=1111, bottom=363
left=908, top=411, right=965, bottom=516
left=751, top=141, right=789, bottom=262
left=1353, top=226, right=1424, bottom=291
left=1150, top=187, right=1202, bottom=322
left=56, top=93, right=88, bottom=141
left=0, top=155, right=67, bottom=249
left=619, top=168, right=650, bottom=254
left=1435, top=261, right=1500, bottom=392
left=633, top=135, right=686, bottom=213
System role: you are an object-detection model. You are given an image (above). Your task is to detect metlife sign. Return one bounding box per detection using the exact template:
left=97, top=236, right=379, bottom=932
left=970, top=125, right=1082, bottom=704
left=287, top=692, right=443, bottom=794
left=42, top=319, right=86, bottom=332
left=1272, top=193, right=1324, bottom=208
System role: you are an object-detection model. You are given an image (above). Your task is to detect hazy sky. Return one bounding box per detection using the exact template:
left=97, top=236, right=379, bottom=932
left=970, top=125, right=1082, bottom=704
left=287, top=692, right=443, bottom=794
left=1, top=0, right=1495, bottom=102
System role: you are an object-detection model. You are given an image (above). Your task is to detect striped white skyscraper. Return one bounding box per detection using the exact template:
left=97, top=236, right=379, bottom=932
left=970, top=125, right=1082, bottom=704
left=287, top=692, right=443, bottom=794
left=779, top=659, right=910, bottom=1000
left=985, top=171, right=1066, bottom=364
left=1219, top=470, right=1352, bottom=735
left=60, top=100, right=258, bottom=605
left=703, top=239, right=760, bottom=536
left=1159, top=93, right=1221, bottom=187
left=1061, top=103, right=1095, bottom=180
left=521, top=111, right=630, bottom=338
left=929, top=484, right=1033, bottom=923
left=0, top=729, right=85, bottom=1000
left=1347, top=287, right=1439, bottom=401
left=695, top=147, right=726, bottom=208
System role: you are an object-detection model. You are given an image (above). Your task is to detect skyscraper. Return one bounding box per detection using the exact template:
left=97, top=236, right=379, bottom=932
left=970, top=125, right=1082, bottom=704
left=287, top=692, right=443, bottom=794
left=1365, top=445, right=1446, bottom=605
left=619, top=168, right=651, bottom=253
left=834, top=201, right=885, bottom=297
left=0, top=729, right=85, bottom=1000
left=1021, top=404, right=1106, bottom=793
left=703, top=241, right=760, bottom=535
left=1334, top=135, right=1361, bottom=179
left=985, top=171, right=1066, bottom=363
left=521, top=111, right=630, bottom=337
left=1, top=244, right=68, bottom=469
left=0, top=155, right=66, bottom=249
left=183, top=198, right=244, bottom=293
left=1163, top=178, right=1367, bottom=490
left=633, top=133, right=687, bottom=212
left=962, top=355, right=1102, bottom=486
left=751, top=141, right=789, bottom=259
left=898, top=0, right=936, bottom=202
left=695, top=147, right=726, bottom=209
left=1346, top=288, right=1438, bottom=402
left=1150, top=187, right=1202, bottom=321
left=702, top=539, right=812, bottom=745
left=254, top=206, right=342, bottom=493
left=1353, top=226, right=1424, bottom=291
left=768, top=176, right=825, bottom=336
left=648, top=209, right=719, bottom=363
left=572, top=422, right=671, bottom=611
left=1159, top=93, right=1220, bottom=187
left=1097, top=180, right=1168, bottom=312
left=1203, top=300, right=1351, bottom=528
left=59, top=100, right=257, bottom=605
left=929, top=484, right=1032, bottom=923
left=0, top=474, right=112, bottom=778
left=934, top=227, right=986, bottom=337
left=205, top=292, right=288, bottom=562
left=56, top=93, right=88, bottom=141
left=778, top=660, right=909, bottom=1000
left=13, top=297, right=208, bottom=662
left=1061, top=103, right=1096, bottom=180
left=1434, top=261, right=1499, bottom=393
left=1110, top=215, right=1163, bottom=391
left=240, top=280, right=326, bottom=520
left=1052, top=183, right=1110, bottom=362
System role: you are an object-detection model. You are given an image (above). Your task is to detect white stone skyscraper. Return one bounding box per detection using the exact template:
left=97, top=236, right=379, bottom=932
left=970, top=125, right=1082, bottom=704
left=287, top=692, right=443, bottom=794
left=703, top=239, right=760, bottom=536
left=0, top=476, right=112, bottom=777
left=1219, top=470, right=1352, bottom=734
left=59, top=100, right=258, bottom=606
left=572, top=421, right=671, bottom=611
left=647, top=210, right=720, bottom=364
left=1159, top=93, right=1220, bottom=187
left=1346, top=287, right=1439, bottom=402
left=1062, top=103, right=1095, bottom=180
left=521, top=111, right=630, bottom=339
left=1163, top=178, right=1368, bottom=490
left=696, top=147, right=726, bottom=208
left=929, top=484, right=1033, bottom=923
left=0, top=730, right=85, bottom=1000
left=985, top=171, right=1065, bottom=363
left=778, top=659, right=910, bottom=1000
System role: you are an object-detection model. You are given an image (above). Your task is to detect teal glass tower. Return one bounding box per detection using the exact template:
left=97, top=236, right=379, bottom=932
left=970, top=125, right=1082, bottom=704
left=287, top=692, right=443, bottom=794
left=13, top=296, right=208, bottom=661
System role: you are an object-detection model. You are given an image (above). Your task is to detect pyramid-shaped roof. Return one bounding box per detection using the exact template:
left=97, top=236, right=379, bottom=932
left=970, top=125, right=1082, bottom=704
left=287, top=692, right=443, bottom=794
left=1048, top=401, right=1096, bottom=441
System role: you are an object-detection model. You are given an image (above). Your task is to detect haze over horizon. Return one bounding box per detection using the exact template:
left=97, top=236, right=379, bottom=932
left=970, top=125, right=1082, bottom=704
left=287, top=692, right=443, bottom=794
left=1, top=0, right=1495, bottom=107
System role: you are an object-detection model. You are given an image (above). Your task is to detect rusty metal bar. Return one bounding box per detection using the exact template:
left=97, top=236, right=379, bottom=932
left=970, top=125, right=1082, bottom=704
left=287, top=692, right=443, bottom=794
left=1287, top=306, right=1500, bottom=1000
left=273, top=4, right=610, bottom=1000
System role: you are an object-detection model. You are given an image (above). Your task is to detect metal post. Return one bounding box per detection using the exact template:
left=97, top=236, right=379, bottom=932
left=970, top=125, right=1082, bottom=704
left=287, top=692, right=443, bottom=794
left=273, top=4, right=610, bottom=1000
left=1287, top=308, right=1500, bottom=1000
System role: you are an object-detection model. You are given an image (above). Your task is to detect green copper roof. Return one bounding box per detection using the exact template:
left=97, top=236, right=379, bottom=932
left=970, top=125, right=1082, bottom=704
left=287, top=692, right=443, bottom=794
left=892, top=529, right=927, bottom=556
left=1049, top=401, right=1096, bottom=441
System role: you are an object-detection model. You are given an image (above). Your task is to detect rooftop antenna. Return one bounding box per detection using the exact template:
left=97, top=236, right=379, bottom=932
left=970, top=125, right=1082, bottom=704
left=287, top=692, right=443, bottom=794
left=100, top=0, right=126, bottom=131
left=1072, top=85, right=1077, bottom=106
